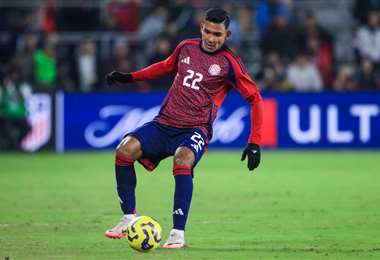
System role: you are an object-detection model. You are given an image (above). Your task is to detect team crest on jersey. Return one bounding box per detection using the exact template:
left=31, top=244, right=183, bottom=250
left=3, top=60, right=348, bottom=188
left=208, top=64, right=221, bottom=76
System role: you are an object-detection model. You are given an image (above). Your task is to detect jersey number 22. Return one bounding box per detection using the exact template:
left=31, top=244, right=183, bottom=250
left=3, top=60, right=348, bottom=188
left=183, top=69, right=203, bottom=90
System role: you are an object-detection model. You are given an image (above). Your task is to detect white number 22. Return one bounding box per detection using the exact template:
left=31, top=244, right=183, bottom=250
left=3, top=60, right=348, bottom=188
left=183, top=69, right=203, bottom=90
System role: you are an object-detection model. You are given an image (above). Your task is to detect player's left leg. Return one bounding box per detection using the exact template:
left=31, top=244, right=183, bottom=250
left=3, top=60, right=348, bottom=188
left=106, top=121, right=170, bottom=239
left=163, top=129, right=207, bottom=249
left=163, top=146, right=195, bottom=249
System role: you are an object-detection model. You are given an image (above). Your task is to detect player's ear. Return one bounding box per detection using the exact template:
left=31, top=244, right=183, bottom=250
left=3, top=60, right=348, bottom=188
left=226, top=30, right=232, bottom=38
left=200, top=22, right=204, bottom=33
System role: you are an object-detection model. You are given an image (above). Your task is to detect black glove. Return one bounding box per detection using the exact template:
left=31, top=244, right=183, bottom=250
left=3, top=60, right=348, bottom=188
left=241, top=143, right=261, bottom=171
left=105, top=71, right=133, bottom=85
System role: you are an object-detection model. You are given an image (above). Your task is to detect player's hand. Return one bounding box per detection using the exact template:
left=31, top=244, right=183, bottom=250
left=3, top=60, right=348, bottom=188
left=105, top=71, right=133, bottom=85
left=241, top=143, right=261, bottom=171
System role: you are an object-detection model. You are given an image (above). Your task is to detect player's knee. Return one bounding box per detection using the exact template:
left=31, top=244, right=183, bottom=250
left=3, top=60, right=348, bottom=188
left=115, top=136, right=142, bottom=161
left=174, top=147, right=195, bottom=167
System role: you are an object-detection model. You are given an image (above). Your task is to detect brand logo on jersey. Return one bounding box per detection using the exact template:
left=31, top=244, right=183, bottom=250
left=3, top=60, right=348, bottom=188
left=181, top=56, right=190, bottom=65
left=208, top=64, right=221, bottom=76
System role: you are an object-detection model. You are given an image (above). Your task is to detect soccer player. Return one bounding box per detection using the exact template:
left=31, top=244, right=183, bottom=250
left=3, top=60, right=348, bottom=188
left=104, top=7, right=263, bottom=249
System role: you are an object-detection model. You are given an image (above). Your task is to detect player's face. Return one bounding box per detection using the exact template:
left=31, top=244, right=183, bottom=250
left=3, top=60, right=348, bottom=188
left=200, top=21, right=231, bottom=53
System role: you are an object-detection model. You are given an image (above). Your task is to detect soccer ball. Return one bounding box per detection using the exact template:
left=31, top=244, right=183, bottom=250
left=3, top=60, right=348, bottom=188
left=126, top=216, right=162, bottom=252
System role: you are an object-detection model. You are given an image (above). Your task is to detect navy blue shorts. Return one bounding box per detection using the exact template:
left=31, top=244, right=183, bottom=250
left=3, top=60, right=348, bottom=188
left=126, top=121, right=208, bottom=172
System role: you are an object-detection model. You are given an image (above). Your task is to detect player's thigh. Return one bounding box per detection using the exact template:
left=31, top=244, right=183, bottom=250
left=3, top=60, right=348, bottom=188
left=124, top=121, right=169, bottom=158
left=174, top=129, right=208, bottom=168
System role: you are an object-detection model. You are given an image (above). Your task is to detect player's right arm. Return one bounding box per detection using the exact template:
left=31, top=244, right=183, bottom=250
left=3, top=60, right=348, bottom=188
left=106, top=41, right=187, bottom=85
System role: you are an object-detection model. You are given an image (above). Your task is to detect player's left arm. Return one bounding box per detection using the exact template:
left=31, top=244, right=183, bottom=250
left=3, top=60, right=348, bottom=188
left=226, top=56, right=263, bottom=171
left=130, top=48, right=178, bottom=81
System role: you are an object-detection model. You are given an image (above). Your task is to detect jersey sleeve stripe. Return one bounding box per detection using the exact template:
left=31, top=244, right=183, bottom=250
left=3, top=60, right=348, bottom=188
left=224, top=56, right=236, bottom=85
left=223, top=48, right=248, bottom=74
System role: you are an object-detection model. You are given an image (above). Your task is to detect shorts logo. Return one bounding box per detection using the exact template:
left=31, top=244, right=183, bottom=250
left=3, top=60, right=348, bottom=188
left=190, top=132, right=205, bottom=152
left=208, top=64, right=221, bottom=76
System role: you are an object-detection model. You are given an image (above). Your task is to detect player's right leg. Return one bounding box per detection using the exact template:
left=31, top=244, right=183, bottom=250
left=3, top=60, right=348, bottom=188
left=105, top=136, right=142, bottom=239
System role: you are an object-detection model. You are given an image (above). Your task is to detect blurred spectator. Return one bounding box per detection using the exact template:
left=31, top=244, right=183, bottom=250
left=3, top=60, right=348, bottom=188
left=75, top=39, right=100, bottom=92
left=105, top=0, right=141, bottom=32
left=56, top=0, right=100, bottom=31
left=178, top=8, right=204, bottom=40
left=353, top=0, right=380, bottom=25
left=105, top=38, right=134, bottom=72
left=255, top=0, right=292, bottom=35
left=23, top=4, right=57, bottom=35
left=0, top=6, right=20, bottom=67
left=307, top=36, right=333, bottom=86
left=354, top=10, right=380, bottom=64
left=23, top=9, right=43, bottom=33
left=165, top=22, right=182, bottom=47
left=0, top=32, right=15, bottom=69
left=222, top=3, right=242, bottom=48
left=114, top=59, right=134, bottom=76
left=258, top=51, right=291, bottom=91
left=33, top=37, right=57, bottom=91
left=238, top=5, right=255, bottom=34
left=41, top=1, right=57, bottom=34
left=235, top=5, right=258, bottom=56
left=149, top=36, right=172, bottom=63
left=14, top=32, right=40, bottom=84
left=297, top=11, right=333, bottom=51
left=356, top=57, right=380, bottom=90
left=260, top=14, right=299, bottom=60
left=54, top=42, right=77, bottom=91
left=0, top=66, right=31, bottom=150
left=167, top=0, right=193, bottom=32
left=148, top=35, right=174, bottom=90
left=103, top=38, right=136, bottom=90
left=286, top=52, right=323, bottom=91
left=333, top=65, right=357, bottom=91
left=137, top=6, right=168, bottom=42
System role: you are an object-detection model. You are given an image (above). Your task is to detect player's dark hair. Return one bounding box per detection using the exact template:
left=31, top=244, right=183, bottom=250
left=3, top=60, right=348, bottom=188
left=205, top=7, right=230, bottom=29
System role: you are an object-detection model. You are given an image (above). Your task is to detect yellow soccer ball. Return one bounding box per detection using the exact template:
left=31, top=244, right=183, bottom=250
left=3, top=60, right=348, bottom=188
left=126, top=216, right=162, bottom=252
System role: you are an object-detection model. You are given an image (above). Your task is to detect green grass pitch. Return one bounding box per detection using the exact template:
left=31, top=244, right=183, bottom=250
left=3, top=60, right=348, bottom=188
left=1, top=151, right=380, bottom=259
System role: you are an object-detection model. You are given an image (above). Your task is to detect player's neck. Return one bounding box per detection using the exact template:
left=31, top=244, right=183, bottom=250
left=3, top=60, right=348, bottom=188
left=200, top=41, right=225, bottom=54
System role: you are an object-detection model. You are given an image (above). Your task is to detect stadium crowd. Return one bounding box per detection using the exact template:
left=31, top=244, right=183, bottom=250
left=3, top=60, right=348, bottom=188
left=1, top=0, right=380, bottom=95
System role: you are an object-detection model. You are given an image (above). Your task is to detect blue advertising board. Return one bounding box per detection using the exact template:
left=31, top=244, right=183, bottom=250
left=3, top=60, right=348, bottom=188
left=272, top=92, right=380, bottom=148
left=56, top=91, right=380, bottom=151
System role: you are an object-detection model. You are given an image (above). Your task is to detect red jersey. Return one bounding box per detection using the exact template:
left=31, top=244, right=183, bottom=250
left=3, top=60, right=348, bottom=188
left=131, top=38, right=263, bottom=144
